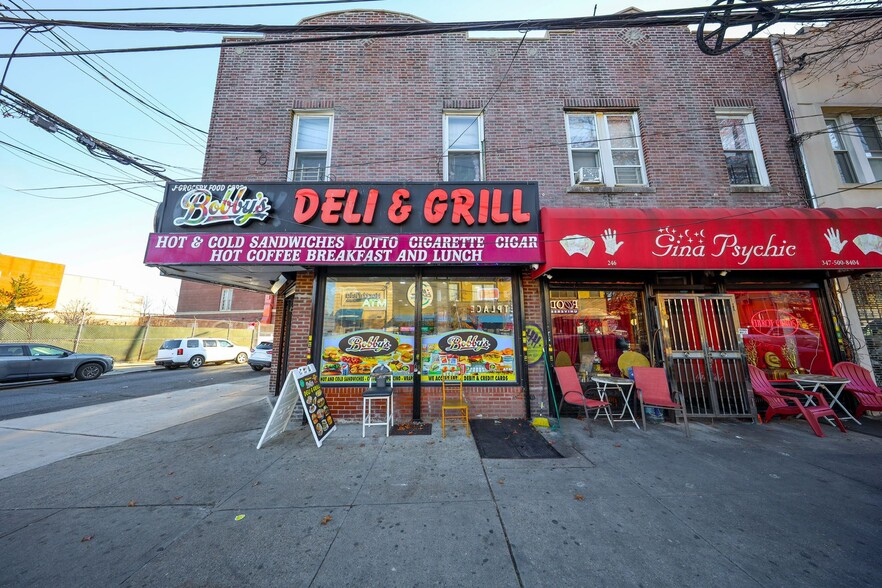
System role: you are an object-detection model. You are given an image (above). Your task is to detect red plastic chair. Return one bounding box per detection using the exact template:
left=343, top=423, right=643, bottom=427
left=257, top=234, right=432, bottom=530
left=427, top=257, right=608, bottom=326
left=631, top=367, right=690, bottom=437
left=748, top=365, right=846, bottom=438
left=833, top=362, right=882, bottom=420
left=554, top=366, right=614, bottom=437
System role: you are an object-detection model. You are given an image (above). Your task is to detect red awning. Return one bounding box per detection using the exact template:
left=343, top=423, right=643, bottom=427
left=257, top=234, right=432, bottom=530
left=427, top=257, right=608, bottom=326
left=535, top=207, right=882, bottom=275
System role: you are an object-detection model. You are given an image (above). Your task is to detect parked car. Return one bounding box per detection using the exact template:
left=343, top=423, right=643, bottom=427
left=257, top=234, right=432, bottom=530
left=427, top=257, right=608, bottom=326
left=0, top=343, right=114, bottom=383
left=155, top=338, right=250, bottom=369
left=248, top=341, right=273, bottom=371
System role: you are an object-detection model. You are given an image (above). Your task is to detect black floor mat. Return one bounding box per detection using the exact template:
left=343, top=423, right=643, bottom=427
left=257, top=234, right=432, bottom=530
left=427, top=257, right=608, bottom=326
left=469, top=419, right=563, bottom=459
left=390, top=422, right=433, bottom=436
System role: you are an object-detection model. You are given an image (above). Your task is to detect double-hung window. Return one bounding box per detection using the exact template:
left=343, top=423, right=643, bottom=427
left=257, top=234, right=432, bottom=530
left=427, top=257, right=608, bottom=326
left=289, top=113, right=333, bottom=181
left=716, top=111, right=769, bottom=186
left=566, top=112, right=646, bottom=186
left=825, top=114, right=882, bottom=184
left=443, top=113, right=483, bottom=181
left=219, top=288, right=233, bottom=312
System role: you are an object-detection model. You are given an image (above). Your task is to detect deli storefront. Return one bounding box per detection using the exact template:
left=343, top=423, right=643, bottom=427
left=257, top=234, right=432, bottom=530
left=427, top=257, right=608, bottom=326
left=535, top=207, right=882, bottom=420
left=145, top=182, right=545, bottom=423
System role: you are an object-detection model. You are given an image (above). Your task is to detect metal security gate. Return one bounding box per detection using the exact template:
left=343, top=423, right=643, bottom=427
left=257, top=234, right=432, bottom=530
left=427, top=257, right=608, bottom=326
left=657, top=294, right=755, bottom=419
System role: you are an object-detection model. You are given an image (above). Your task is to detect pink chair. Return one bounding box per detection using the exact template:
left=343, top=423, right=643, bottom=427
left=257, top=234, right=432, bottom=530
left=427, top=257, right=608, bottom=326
left=631, top=367, right=690, bottom=437
left=748, top=365, right=846, bottom=438
left=554, top=366, right=614, bottom=437
left=833, top=362, right=882, bottom=420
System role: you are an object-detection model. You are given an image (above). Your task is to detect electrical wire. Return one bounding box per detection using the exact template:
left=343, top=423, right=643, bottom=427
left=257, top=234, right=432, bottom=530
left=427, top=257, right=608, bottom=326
left=0, top=0, right=385, bottom=13
left=3, top=2, right=882, bottom=58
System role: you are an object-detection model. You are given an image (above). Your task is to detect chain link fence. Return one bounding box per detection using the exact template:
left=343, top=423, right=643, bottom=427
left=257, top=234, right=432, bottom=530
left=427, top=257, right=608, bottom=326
left=0, top=313, right=274, bottom=362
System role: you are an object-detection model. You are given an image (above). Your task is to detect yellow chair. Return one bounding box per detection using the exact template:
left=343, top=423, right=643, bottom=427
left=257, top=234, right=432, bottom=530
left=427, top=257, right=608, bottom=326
left=617, top=351, right=650, bottom=377
left=441, top=366, right=469, bottom=438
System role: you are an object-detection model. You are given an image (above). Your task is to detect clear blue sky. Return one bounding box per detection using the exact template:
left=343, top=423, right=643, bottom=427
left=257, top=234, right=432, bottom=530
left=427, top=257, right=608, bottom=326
left=0, top=0, right=728, bottom=312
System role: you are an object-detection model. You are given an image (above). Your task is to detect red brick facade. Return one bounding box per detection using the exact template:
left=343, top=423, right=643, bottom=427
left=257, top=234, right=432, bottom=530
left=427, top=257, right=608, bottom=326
left=176, top=281, right=267, bottom=323
left=202, top=9, right=806, bottom=422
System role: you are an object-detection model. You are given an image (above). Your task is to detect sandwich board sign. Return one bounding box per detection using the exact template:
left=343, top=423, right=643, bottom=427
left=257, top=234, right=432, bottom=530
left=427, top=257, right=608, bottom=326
left=257, top=364, right=336, bottom=449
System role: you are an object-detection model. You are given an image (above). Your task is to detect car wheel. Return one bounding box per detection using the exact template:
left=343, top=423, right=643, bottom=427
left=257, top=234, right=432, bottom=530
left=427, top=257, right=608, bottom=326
left=165, top=365, right=180, bottom=370
left=250, top=365, right=264, bottom=371
left=53, top=376, right=73, bottom=382
left=75, top=363, right=103, bottom=381
left=235, top=352, right=248, bottom=364
left=188, top=355, right=205, bottom=369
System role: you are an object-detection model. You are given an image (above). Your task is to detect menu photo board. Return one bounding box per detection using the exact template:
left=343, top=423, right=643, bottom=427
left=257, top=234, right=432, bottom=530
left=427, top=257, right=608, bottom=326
left=256, top=364, right=336, bottom=449
left=422, top=329, right=517, bottom=383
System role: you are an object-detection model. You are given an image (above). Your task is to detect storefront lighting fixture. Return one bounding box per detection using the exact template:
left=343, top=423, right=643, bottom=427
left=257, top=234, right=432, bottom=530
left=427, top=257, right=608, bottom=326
left=720, top=270, right=729, bottom=277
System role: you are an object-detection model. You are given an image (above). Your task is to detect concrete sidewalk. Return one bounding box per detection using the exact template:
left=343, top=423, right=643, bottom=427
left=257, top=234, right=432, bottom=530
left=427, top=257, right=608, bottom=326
left=1, top=391, right=881, bottom=587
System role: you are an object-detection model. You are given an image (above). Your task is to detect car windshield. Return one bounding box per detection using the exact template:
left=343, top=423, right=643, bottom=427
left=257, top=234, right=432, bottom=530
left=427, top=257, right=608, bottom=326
left=256, top=342, right=272, bottom=350
left=160, top=340, right=182, bottom=350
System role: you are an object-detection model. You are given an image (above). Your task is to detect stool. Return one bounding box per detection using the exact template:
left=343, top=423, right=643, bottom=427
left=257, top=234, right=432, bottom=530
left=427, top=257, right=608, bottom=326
left=363, top=380, right=393, bottom=437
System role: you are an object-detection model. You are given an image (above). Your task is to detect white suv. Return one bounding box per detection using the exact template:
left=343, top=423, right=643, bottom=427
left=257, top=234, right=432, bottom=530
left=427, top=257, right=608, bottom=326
left=155, top=338, right=250, bottom=369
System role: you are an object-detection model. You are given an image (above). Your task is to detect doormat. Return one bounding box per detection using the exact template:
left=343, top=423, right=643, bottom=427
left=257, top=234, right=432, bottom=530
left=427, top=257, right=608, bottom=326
left=469, top=419, right=563, bottom=459
left=390, top=422, right=433, bottom=436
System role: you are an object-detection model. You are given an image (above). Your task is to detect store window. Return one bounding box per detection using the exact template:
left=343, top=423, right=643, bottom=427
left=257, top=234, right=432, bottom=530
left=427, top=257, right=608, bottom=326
left=733, top=290, right=833, bottom=380
left=549, top=290, right=647, bottom=378
left=319, top=277, right=416, bottom=384
left=421, top=277, right=516, bottom=384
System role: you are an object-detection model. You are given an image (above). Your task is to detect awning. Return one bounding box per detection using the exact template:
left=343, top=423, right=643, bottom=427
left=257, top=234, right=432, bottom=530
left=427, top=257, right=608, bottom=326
left=535, top=207, right=882, bottom=275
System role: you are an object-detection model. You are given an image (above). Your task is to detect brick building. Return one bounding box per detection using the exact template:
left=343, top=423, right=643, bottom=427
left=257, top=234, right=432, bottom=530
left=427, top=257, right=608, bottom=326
left=146, top=9, right=882, bottom=426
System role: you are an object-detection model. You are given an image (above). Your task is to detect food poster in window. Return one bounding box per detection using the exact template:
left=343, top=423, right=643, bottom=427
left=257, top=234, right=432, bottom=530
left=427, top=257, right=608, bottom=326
left=422, top=329, right=517, bottom=383
left=320, top=330, right=415, bottom=383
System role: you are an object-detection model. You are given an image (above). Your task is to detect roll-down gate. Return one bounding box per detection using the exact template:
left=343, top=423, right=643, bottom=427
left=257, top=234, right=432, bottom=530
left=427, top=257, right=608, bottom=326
left=657, top=294, right=756, bottom=419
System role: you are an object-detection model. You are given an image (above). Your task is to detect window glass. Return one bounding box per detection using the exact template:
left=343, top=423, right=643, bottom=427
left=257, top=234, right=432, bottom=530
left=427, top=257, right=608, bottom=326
left=569, top=115, right=599, bottom=148
left=421, top=277, right=516, bottom=384
left=296, top=117, right=330, bottom=150
left=161, top=340, right=182, bottom=350
left=825, top=119, right=858, bottom=183
left=549, top=290, right=647, bottom=378
left=717, top=114, right=764, bottom=185
left=568, top=112, right=646, bottom=186
left=447, top=116, right=480, bottom=150
left=320, top=278, right=416, bottom=384
left=220, top=288, right=233, bottom=311
left=219, top=340, right=233, bottom=348
left=30, top=345, right=65, bottom=357
left=204, top=340, right=217, bottom=348
left=733, top=290, right=832, bottom=379
left=854, top=117, right=882, bottom=180
left=187, top=340, right=200, bottom=348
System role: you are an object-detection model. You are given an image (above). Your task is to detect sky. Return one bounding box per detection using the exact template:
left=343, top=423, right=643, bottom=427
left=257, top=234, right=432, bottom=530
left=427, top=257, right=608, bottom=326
left=0, top=0, right=758, bottom=313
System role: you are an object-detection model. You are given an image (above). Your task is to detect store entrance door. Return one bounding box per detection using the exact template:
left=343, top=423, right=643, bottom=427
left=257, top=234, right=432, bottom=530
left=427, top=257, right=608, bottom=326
left=656, top=294, right=755, bottom=419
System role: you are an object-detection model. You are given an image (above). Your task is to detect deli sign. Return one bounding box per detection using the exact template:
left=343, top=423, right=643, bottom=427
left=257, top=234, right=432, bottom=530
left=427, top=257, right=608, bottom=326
left=156, top=182, right=539, bottom=234
left=147, top=182, right=543, bottom=267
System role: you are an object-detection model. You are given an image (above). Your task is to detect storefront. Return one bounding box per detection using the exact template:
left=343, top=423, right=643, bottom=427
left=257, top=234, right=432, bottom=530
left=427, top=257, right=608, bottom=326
left=145, top=182, right=543, bottom=422
left=535, top=207, right=882, bottom=419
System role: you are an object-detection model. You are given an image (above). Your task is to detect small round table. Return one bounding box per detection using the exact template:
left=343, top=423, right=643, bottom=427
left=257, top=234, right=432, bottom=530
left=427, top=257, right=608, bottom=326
left=591, top=375, right=639, bottom=429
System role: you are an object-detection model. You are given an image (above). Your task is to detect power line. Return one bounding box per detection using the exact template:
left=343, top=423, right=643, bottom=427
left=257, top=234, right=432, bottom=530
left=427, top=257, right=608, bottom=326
left=0, top=0, right=384, bottom=13
left=4, top=2, right=882, bottom=58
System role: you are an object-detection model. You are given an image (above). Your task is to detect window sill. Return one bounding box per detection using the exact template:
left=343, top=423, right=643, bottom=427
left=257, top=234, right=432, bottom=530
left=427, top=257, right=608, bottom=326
left=567, top=185, right=656, bottom=194
left=729, top=185, right=776, bottom=193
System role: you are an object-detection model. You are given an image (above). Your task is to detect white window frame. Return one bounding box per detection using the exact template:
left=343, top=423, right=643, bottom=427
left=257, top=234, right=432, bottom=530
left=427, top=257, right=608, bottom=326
left=565, top=111, right=648, bottom=187
left=825, top=117, right=858, bottom=184
left=716, top=110, right=770, bottom=187
left=443, top=112, right=484, bottom=181
left=287, top=112, right=334, bottom=182
left=826, top=113, right=882, bottom=184
left=220, top=288, right=233, bottom=312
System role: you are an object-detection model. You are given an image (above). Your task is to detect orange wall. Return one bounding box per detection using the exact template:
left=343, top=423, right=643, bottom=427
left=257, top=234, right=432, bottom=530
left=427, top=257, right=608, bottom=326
left=0, top=254, right=65, bottom=307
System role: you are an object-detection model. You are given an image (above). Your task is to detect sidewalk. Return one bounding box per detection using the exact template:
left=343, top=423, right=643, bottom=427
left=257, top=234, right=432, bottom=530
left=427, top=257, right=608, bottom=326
left=1, top=387, right=881, bottom=587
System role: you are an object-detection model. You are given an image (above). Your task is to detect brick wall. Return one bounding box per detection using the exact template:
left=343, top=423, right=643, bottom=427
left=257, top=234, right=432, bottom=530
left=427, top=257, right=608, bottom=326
left=203, top=9, right=808, bottom=422
left=176, top=281, right=267, bottom=322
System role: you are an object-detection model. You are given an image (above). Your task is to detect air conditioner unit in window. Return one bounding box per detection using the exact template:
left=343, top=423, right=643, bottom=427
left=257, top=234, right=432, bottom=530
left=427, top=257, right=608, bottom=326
left=577, top=166, right=602, bottom=184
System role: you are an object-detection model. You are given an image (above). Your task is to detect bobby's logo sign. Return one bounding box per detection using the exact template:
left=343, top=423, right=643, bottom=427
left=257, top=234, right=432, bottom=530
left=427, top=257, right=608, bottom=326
left=174, top=187, right=271, bottom=227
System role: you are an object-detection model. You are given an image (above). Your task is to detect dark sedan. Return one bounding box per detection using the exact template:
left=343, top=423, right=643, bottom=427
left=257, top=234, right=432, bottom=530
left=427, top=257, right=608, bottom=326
left=0, top=343, right=114, bottom=383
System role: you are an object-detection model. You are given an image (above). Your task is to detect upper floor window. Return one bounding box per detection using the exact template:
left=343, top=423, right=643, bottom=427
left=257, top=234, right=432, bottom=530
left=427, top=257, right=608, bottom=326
left=825, top=114, right=882, bottom=184
left=443, top=113, right=483, bottom=181
left=220, top=288, right=233, bottom=311
left=289, top=113, right=333, bottom=181
left=566, top=112, right=646, bottom=186
left=716, top=111, right=769, bottom=186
